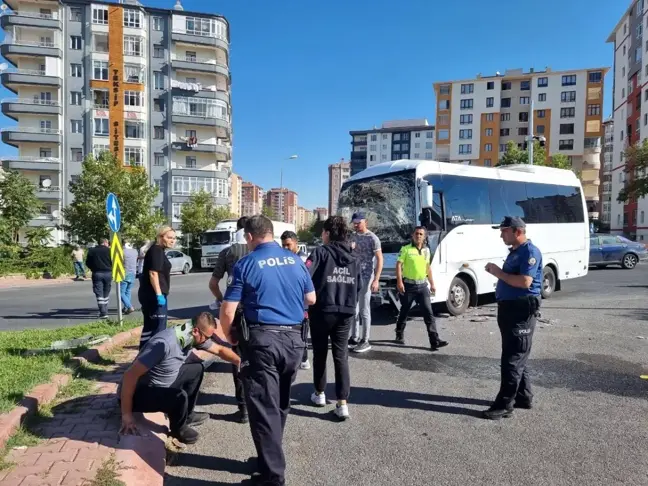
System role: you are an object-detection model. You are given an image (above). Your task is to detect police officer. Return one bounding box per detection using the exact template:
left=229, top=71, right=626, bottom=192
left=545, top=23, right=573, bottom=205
left=220, top=215, right=316, bottom=486
left=483, top=216, right=542, bottom=420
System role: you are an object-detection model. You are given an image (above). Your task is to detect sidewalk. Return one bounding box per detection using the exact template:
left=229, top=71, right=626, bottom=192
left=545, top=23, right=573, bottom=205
left=0, top=276, right=83, bottom=291
left=0, top=346, right=168, bottom=485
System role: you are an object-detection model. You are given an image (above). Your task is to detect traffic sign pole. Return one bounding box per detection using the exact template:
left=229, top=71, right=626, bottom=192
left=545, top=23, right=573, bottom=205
left=106, top=193, right=124, bottom=327
left=112, top=232, right=123, bottom=327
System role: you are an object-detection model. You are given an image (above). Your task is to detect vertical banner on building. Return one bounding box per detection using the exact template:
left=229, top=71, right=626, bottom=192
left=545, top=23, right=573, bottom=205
left=108, top=6, right=124, bottom=162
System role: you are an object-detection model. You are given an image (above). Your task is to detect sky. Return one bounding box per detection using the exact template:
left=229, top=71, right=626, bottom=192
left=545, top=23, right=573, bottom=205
left=0, top=0, right=631, bottom=210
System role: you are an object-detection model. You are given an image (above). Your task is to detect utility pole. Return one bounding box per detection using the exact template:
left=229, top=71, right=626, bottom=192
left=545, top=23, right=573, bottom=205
left=528, top=99, right=534, bottom=165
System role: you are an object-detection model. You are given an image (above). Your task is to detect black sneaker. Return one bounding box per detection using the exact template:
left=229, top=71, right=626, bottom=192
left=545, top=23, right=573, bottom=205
left=348, top=337, right=360, bottom=349
left=394, top=334, right=405, bottom=345
left=514, top=400, right=533, bottom=410
left=482, top=407, right=513, bottom=420
left=188, top=411, right=209, bottom=426
left=430, top=340, right=449, bottom=351
left=236, top=409, right=249, bottom=424
left=352, top=341, right=371, bottom=353
left=172, top=425, right=200, bottom=444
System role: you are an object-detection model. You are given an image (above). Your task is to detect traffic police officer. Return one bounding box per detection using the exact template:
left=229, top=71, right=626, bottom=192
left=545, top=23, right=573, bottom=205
left=220, top=215, right=316, bottom=486
left=483, top=216, right=542, bottom=420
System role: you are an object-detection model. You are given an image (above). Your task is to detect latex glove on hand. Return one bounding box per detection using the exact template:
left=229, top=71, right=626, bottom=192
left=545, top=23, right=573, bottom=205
left=156, top=294, right=167, bottom=306
left=209, top=299, right=221, bottom=312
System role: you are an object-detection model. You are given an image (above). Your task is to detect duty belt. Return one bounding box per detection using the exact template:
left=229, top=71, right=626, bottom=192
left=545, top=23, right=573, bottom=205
left=403, top=278, right=427, bottom=285
left=249, top=323, right=302, bottom=330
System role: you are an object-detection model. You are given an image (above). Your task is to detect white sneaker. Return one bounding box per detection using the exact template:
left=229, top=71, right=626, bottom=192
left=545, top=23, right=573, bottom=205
left=310, top=392, right=326, bottom=407
left=334, top=404, right=350, bottom=421
left=300, top=360, right=311, bottom=370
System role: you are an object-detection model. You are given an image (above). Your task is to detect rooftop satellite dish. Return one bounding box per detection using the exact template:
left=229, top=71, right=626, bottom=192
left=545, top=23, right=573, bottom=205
left=52, top=209, right=61, bottom=218
left=0, top=63, right=7, bottom=72
left=41, top=178, right=52, bottom=188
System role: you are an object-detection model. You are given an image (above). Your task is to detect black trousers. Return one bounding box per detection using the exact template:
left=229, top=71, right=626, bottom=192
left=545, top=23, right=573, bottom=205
left=132, top=362, right=204, bottom=434
left=241, top=326, right=304, bottom=486
left=310, top=312, right=352, bottom=400
left=139, top=294, right=168, bottom=350
left=91, top=271, right=112, bottom=316
left=395, top=283, right=438, bottom=343
left=302, top=317, right=309, bottom=363
left=232, top=344, right=246, bottom=411
left=494, top=296, right=539, bottom=409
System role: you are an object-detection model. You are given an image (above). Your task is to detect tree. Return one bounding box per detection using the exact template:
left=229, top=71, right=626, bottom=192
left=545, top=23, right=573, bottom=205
left=618, top=138, right=648, bottom=202
left=25, top=227, right=53, bottom=247
left=497, top=141, right=547, bottom=167
left=0, top=170, right=43, bottom=243
left=180, top=190, right=233, bottom=245
left=297, top=228, right=314, bottom=243
left=309, top=219, right=325, bottom=241
left=547, top=153, right=571, bottom=170
left=261, top=205, right=276, bottom=219
left=62, top=152, right=165, bottom=244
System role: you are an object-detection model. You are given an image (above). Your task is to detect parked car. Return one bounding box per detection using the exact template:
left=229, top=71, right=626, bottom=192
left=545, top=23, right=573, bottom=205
left=165, top=250, right=193, bottom=274
left=589, top=234, right=648, bottom=269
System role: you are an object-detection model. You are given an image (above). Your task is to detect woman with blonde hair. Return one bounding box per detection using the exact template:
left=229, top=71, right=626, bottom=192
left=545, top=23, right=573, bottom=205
left=138, top=225, right=176, bottom=349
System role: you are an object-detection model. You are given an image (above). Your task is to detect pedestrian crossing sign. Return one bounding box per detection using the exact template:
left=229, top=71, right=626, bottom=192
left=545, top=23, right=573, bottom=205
left=111, top=233, right=125, bottom=283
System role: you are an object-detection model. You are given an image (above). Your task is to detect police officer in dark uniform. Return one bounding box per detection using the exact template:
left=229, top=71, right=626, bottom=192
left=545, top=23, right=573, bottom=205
left=220, top=215, right=316, bottom=486
left=483, top=216, right=542, bottom=420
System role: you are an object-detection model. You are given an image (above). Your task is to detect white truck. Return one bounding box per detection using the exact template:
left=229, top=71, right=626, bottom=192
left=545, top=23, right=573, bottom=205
left=200, top=219, right=297, bottom=268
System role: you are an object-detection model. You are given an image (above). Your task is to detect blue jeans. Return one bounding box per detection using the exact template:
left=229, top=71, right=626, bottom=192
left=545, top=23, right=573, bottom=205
left=120, top=273, right=135, bottom=310
left=73, top=261, right=86, bottom=278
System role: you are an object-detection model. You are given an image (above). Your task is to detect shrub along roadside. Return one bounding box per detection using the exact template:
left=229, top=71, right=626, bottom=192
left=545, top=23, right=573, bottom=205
left=0, top=244, right=75, bottom=279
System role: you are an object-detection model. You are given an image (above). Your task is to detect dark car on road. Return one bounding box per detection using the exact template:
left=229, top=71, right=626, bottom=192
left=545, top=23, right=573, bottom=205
left=589, top=234, right=648, bottom=269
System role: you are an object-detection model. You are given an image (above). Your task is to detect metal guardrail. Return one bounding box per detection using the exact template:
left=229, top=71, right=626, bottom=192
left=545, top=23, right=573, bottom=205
left=4, top=11, right=60, bottom=20
left=0, top=127, right=62, bottom=134
left=1, top=38, right=58, bottom=48
left=170, top=53, right=228, bottom=69
left=0, top=156, right=60, bottom=162
left=172, top=28, right=228, bottom=43
left=1, top=97, right=60, bottom=106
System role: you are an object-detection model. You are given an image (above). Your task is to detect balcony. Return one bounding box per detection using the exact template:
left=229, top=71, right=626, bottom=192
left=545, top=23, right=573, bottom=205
left=170, top=139, right=231, bottom=159
left=34, top=185, right=61, bottom=199
left=172, top=29, right=228, bottom=51
left=1, top=155, right=61, bottom=171
left=170, top=80, right=230, bottom=103
left=0, top=38, right=62, bottom=65
left=1, top=127, right=62, bottom=147
left=170, top=54, right=229, bottom=77
left=28, top=214, right=57, bottom=227
left=0, top=68, right=61, bottom=93
left=171, top=110, right=230, bottom=131
left=580, top=169, right=601, bottom=186
left=1, top=98, right=61, bottom=120
left=1, top=11, right=62, bottom=30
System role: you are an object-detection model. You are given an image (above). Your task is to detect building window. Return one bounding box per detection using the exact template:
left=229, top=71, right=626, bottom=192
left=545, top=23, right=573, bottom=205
left=93, top=61, right=108, bottom=80
left=485, top=143, right=493, bottom=152
left=439, top=84, right=450, bottom=95
left=154, top=99, right=165, bottom=111
left=402, top=143, right=410, bottom=151
left=501, top=98, right=511, bottom=108
left=424, top=152, right=433, bottom=159
left=487, top=81, right=494, bottom=90
left=562, top=75, right=577, bottom=86
left=94, top=118, right=108, bottom=136
left=500, top=113, right=510, bottom=122
left=369, top=144, right=376, bottom=151
left=71, top=120, right=83, bottom=133
left=518, top=127, right=528, bottom=136
left=642, top=211, right=645, bottom=224
left=438, top=129, right=449, bottom=140
left=585, top=103, right=601, bottom=116
left=459, top=144, right=472, bottom=154
left=184, top=16, right=227, bottom=39
left=438, top=100, right=450, bottom=110
left=460, top=114, right=473, bottom=124
left=460, top=99, right=473, bottom=110
left=537, top=77, right=548, bottom=87
left=499, top=144, right=507, bottom=152
left=125, top=121, right=145, bottom=139
left=500, top=128, right=510, bottom=136
left=154, top=153, right=165, bottom=166
left=502, top=81, right=511, bottom=90
left=426, top=131, right=434, bottom=139
left=172, top=176, right=228, bottom=197
left=519, top=112, right=529, bottom=122
left=93, top=144, right=109, bottom=157
left=153, top=16, right=163, bottom=31
left=486, top=97, right=494, bottom=107
left=414, top=132, right=421, bottom=138
left=520, top=96, right=530, bottom=105
left=369, top=134, right=377, bottom=142
left=70, top=7, right=82, bottom=21
left=559, top=139, right=574, bottom=150
left=382, top=134, right=388, bottom=140
left=484, top=159, right=492, bottom=167
left=154, top=72, right=164, bottom=90
left=185, top=156, right=197, bottom=168
left=92, top=7, right=108, bottom=24
left=537, top=125, right=545, bottom=134
left=93, top=33, right=108, bottom=53
left=124, top=64, right=144, bottom=83
left=560, top=123, right=575, bottom=135
left=636, top=46, right=643, bottom=63
left=123, top=10, right=142, bottom=28
left=124, top=91, right=143, bottom=107
left=70, top=36, right=82, bottom=50
left=70, top=148, right=83, bottom=162
left=588, top=71, right=602, bottom=83
left=124, top=147, right=144, bottom=167
left=154, top=126, right=164, bottom=139
left=538, top=93, right=547, bottom=102
left=124, top=36, right=143, bottom=56
left=485, top=113, right=494, bottom=122
left=70, top=91, right=82, bottom=105
left=70, top=64, right=82, bottom=78
left=520, top=80, right=530, bottom=91
left=461, top=83, right=474, bottom=94
left=458, top=130, right=472, bottom=139
left=413, top=153, right=420, bottom=159
left=485, top=128, right=493, bottom=136
left=381, top=154, right=387, bottom=161
left=153, top=45, right=164, bottom=58
left=561, top=91, right=577, bottom=102
left=414, top=143, right=420, bottom=149
left=93, top=89, right=109, bottom=108
left=560, top=107, right=576, bottom=118
left=172, top=96, right=229, bottom=120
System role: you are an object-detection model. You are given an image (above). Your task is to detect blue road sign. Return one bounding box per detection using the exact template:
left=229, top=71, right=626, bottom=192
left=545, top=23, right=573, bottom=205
left=106, top=193, right=121, bottom=233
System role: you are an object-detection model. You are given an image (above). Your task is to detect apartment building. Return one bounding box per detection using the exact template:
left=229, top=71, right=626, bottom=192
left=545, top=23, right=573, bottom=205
left=0, top=0, right=232, bottom=240
left=600, top=119, right=614, bottom=227
left=608, top=0, right=648, bottom=240
left=229, top=173, right=242, bottom=217
left=328, top=159, right=350, bottom=216
left=241, top=181, right=263, bottom=216
left=265, top=188, right=297, bottom=224
left=313, top=207, right=328, bottom=221
left=433, top=68, right=607, bottom=217
left=295, top=206, right=313, bottom=230
left=349, top=119, right=435, bottom=176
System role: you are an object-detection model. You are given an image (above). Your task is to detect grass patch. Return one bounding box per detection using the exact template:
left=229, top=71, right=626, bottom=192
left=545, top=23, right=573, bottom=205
left=0, top=426, right=42, bottom=470
left=0, top=320, right=140, bottom=413
left=87, top=453, right=126, bottom=486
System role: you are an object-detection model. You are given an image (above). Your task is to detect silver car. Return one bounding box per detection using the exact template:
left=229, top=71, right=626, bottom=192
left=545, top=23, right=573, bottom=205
left=165, top=250, right=193, bottom=274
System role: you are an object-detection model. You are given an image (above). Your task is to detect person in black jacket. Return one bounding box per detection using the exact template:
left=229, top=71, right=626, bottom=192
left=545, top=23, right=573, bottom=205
left=85, top=238, right=112, bottom=318
left=306, top=216, right=362, bottom=421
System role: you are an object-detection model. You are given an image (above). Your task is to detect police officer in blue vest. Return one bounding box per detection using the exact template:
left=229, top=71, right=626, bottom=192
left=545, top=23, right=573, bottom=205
left=220, top=215, right=316, bottom=486
left=483, top=216, right=542, bottom=420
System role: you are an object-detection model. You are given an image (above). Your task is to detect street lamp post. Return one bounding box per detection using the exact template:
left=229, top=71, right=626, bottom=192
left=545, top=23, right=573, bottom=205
left=279, top=155, right=298, bottom=222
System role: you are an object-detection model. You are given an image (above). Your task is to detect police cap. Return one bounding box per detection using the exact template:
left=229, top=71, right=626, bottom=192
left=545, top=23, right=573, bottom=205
left=352, top=211, right=366, bottom=222
left=493, top=216, right=526, bottom=230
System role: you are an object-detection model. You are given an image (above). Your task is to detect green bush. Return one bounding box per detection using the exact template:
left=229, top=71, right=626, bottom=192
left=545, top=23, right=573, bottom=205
left=0, top=244, right=73, bottom=278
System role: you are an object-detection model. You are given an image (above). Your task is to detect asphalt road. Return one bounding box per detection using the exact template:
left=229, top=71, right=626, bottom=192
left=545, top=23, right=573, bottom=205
left=160, top=265, right=648, bottom=486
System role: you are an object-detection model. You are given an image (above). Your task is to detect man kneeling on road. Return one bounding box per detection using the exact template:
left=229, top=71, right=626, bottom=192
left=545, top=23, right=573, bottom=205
left=119, top=312, right=241, bottom=444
